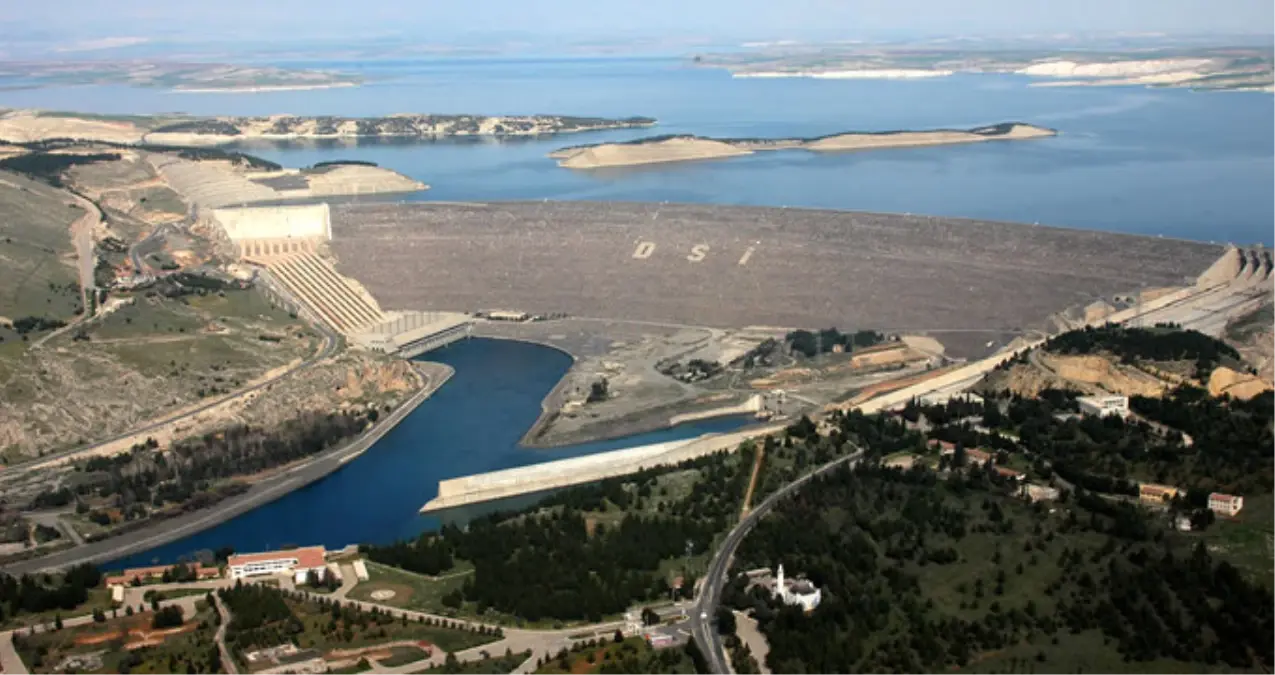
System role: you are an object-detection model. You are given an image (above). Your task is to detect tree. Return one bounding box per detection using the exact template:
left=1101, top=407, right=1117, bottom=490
left=53, top=614, right=63, bottom=631
left=93, top=608, right=106, bottom=623
left=613, top=628, right=624, bottom=644
left=715, top=607, right=736, bottom=636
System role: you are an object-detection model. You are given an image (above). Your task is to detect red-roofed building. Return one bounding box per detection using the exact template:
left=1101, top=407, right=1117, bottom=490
left=105, top=563, right=221, bottom=587
left=994, top=466, right=1025, bottom=482
left=966, top=449, right=993, bottom=465
left=227, top=547, right=328, bottom=583
left=1207, top=493, right=1244, bottom=517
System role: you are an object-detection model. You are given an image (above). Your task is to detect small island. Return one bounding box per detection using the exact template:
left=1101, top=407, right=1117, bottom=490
left=549, top=122, right=1056, bottom=169
left=0, top=110, right=657, bottom=147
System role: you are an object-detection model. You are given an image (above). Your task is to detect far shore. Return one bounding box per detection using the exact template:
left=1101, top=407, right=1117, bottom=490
left=169, top=82, right=362, bottom=94
left=550, top=122, right=1057, bottom=169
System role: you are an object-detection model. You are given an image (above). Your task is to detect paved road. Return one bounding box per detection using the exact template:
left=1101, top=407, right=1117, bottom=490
left=691, top=446, right=864, bottom=674
left=2, top=364, right=452, bottom=575
left=214, top=594, right=240, bottom=674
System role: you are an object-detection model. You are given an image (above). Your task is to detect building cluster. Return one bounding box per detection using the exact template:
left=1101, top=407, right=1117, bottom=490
left=1138, top=483, right=1244, bottom=518
left=929, top=440, right=1026, bottom=482
left=104, top=562, right=222, bottom=588
left=227, top=546, right=331, bottom=584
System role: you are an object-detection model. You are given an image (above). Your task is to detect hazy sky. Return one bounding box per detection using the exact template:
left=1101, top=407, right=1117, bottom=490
left=3, top=0, right=1273, bottom=52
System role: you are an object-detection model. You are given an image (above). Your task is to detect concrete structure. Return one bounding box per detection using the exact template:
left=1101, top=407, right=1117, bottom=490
left=227, top=546, right=327, bottom=583
left=1077, top=395, right=1130, bottom=418
left=352, top=559, right=370, bottom=582
left=1020, top=483, right=1060, bottom=502
left=354, top=311, right=473, bottom=357
left=1139, top=483, right=1180, bottom=505
left=1208, top=492, right=1244, bottom=517
left=420, top=425, right=785, bottom=513
left=213, top=203, right=332, bottom=255
left=765, top=563, right=826, bottom=609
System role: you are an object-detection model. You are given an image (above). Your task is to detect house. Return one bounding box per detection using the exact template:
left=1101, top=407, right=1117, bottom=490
left=930, top=439, right=957, bottom=454
left=104, top=562, right=221, bottom=588
left=227, top=546, right=328, bottom=583
left=1138, top=483, right=1180, bottom=505
left=1076, top=395, right=1130, bottom=418
left=1207, top=492, right=1244, bottom=517
left=966, top=448, right=993, bottom=465
left=1020, top=483, right=1060, bottom=502
left=993, top=466, right=1026, bottom=482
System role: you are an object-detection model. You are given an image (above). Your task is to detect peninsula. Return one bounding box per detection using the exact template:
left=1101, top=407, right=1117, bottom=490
left=0, top=109, right=657, bottom=146
left=549, top=122, right=1055, bottom=169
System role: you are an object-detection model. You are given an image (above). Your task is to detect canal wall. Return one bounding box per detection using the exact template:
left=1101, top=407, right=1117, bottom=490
left=420, top=423, right=787, bottom=513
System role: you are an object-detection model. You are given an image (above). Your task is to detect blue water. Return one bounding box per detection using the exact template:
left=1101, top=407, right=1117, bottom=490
left=2, top=57, right=1270, bottom=243
left=8, top=56, right=1270, bottom=565
left=109, top=339, right=750, bottom=567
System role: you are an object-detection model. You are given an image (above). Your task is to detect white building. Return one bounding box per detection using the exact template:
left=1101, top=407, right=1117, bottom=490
left=1076, top=395, right=1130, bottom=418
left=227, top=546, right=328, bottom=584
left=1020, top=483, right=1060, bottom=502
left=773, top=565, right=822, bottom=612
left=1208, top=493, right=1244, bottom=517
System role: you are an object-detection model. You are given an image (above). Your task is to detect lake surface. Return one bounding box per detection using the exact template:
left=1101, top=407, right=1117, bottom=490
left=8, top=56, right=1269, bottom=566
left=110, top=338, right=751, bottom=567
left=3, top=56, right=1271, bottom=243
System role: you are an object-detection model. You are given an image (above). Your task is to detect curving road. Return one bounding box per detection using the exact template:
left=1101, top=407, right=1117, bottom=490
left=691, top=445, right=865, bottom=674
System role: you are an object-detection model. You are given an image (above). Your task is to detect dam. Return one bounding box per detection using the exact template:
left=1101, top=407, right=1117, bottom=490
left=328, top=201, right=1224, bottom=355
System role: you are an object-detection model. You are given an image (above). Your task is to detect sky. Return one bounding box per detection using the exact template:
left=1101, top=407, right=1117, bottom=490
left=2, top=0, right=1272, bottom=55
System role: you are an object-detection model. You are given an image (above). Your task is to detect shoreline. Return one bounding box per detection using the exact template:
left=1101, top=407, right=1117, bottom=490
left=170, top=82, right=361, bottom=94
left=1, top=361, right=455, bottom=574
left=549, top=123, right=1056, bottom=169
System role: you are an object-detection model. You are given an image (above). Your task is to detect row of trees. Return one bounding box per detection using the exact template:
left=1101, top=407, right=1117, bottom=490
left=38, top=409, right=378, bottom=521
left=1045, top=323, right=1240, bottom=374
left=0, top=564, right=102, bottom=623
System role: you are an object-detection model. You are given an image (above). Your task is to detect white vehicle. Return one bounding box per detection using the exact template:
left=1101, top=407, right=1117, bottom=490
left=700, top=611, right=708, bottom=620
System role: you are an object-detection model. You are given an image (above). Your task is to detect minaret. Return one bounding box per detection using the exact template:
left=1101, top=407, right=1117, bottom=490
left=776, top=564, right=785, bottom=600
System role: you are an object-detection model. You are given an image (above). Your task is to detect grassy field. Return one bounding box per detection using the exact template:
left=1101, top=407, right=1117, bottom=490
left=0, top=588, right=115, bottom=630
left=13, top=600, right=220, bottom=674
left=347, top=560, right=475, bottom=616
left=286, top=594, right=496, bottom=655
left=422, top=649, right=531, bottom=673
left=1198, top=492, right=1274, bottom=586
left=378, top=645, right=431, bottom=667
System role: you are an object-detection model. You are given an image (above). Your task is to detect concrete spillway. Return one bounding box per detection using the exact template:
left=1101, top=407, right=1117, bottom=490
left=419, top=425, right=785, bottom=513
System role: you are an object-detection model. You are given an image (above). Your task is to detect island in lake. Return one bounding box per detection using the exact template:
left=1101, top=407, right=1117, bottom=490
left=549, top=122, right=1056, bottom=169
left=0, top=109, right=657, bottom=146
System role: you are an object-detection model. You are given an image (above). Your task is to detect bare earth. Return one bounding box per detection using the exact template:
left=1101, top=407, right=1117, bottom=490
left=329, top=201, right=1220, bottom=357
left=549, top=123, right=1055, bottom=169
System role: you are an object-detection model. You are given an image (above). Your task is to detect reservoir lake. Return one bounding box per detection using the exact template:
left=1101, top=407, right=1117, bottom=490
left=111, top=339, right=750, bottom=567
left=6, top=56, right=1269, bottom=564
left=3, top=56, right=1271, bottom=244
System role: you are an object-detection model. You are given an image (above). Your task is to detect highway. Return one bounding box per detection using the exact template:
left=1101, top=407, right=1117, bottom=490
left=691, top=446, right=865, bottom=674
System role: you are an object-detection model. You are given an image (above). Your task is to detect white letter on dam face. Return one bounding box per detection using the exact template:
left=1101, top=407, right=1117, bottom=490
left=633, top=241, right=656, bottom=259
left=737, top=246, right=756, bottom=266
left=687, top=244, right=710, bottom=263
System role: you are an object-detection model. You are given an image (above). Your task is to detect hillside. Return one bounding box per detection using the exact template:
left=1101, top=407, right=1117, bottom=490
left=0, top=110, right=656, bottom=146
